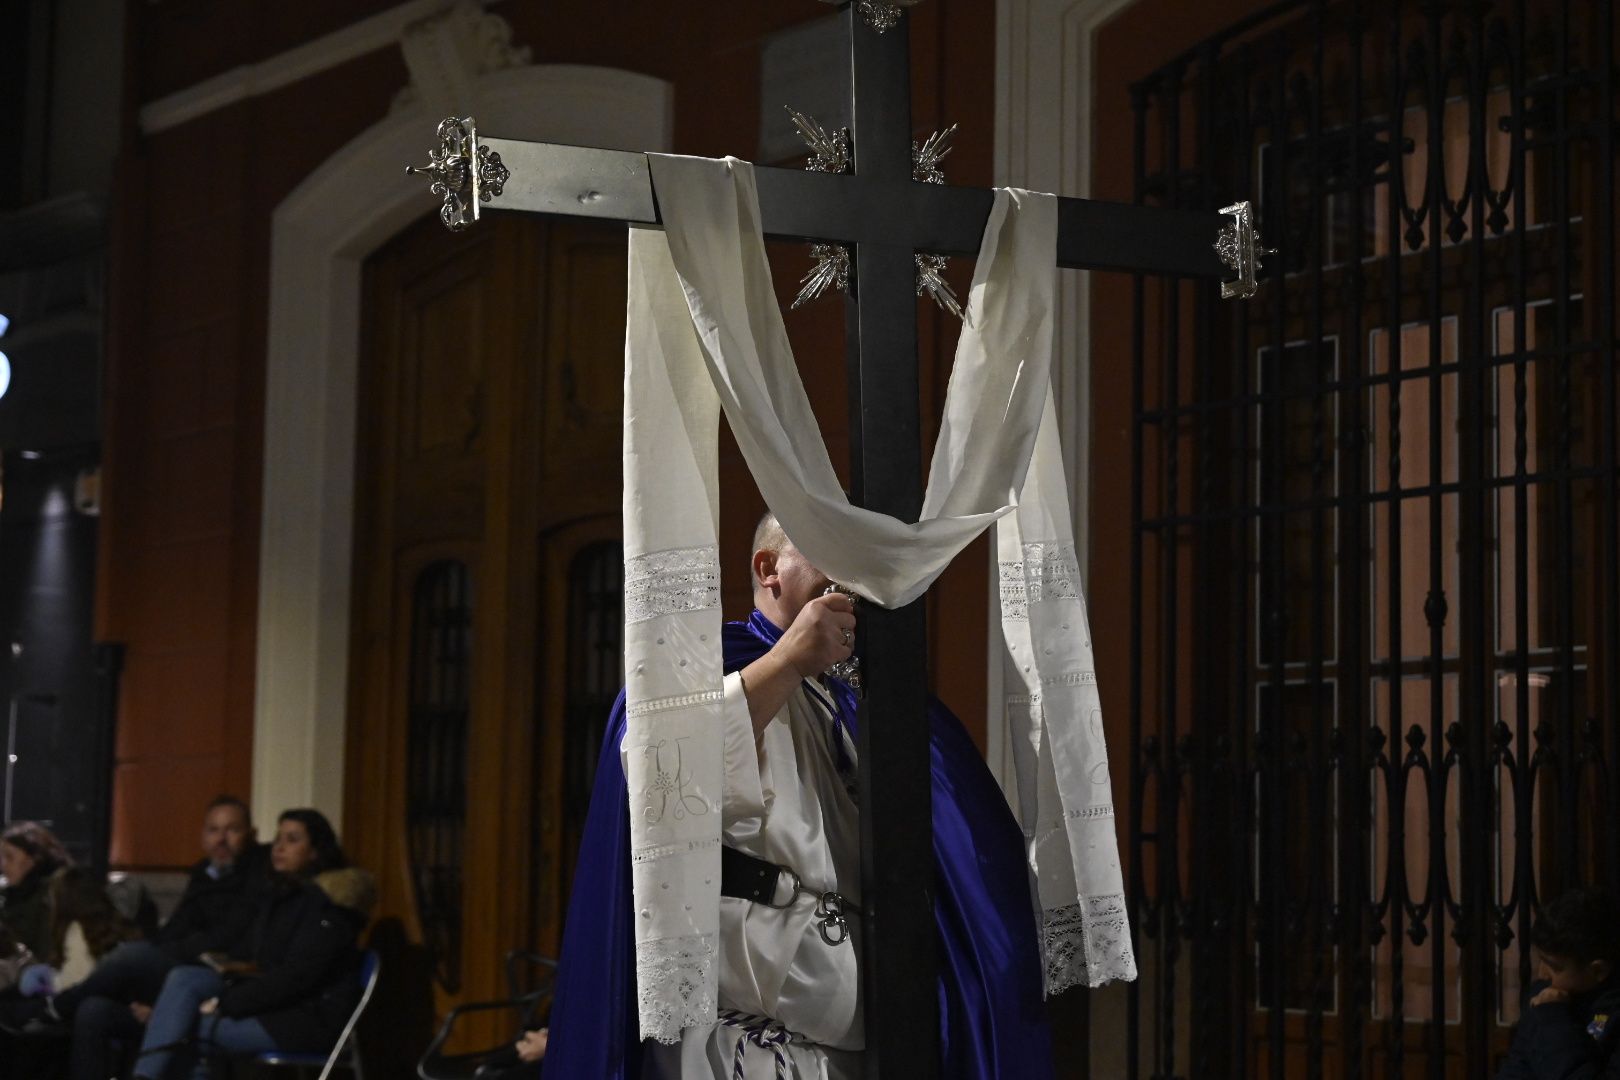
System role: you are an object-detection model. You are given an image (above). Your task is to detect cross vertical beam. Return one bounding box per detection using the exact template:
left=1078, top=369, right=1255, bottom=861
left=841, top=8, right=938, bottom=1078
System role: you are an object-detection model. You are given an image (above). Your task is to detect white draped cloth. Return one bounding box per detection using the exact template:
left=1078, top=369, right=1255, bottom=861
left=640, top=675, right=863, bottom=1079
left=621, top=153, right=1135, bottom=1050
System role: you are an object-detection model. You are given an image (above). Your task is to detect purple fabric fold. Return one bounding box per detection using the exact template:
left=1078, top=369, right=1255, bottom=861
left=543, top=611, right=1054, bottom=1079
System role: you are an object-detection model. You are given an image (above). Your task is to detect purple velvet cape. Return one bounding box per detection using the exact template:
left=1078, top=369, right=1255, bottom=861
left=542, top=611, right=1055, bottom=1079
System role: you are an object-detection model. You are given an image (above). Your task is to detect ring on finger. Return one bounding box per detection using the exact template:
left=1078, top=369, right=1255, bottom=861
left=841, top=628, right=852, bottom=645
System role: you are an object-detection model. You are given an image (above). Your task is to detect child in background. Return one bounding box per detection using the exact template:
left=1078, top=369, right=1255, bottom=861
left=1497, top=887, right=1620, bottom=1080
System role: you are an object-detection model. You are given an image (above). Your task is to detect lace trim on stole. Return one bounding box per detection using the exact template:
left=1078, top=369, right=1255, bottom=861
left=1040, top=894, right=1138, bottom=992
left=1003, top=536, right=1138, bottom=991
left=999, top=541, right=1081, bottom=621
left=626, top=546, right=721, bottom=624
left=636, top=932, right=719, bottom=1044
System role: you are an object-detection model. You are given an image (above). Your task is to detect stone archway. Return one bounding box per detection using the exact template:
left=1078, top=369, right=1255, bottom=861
left=252, top=63, right=672, bottom=829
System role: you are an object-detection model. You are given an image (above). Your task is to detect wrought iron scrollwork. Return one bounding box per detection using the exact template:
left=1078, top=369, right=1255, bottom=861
left=406, top=561, right=472, bottom=992
left=1128, top=3, right=1618, bottom=1076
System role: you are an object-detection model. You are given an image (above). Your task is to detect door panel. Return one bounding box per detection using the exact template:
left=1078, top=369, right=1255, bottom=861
left=348, top=211, right=626, bottom=1059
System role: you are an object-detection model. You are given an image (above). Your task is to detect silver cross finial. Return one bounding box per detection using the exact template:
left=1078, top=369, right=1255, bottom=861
left=1215, top=200, right=1275, bottom=300
left=407, top=117, right=511, bottom=232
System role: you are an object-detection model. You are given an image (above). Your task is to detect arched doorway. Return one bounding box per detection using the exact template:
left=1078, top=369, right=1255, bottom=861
left=345, top=208, right=629, bottom=1052
left=251, top=63, right=671, bottom=830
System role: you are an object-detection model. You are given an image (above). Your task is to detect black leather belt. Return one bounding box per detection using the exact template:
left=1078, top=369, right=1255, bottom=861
left=720, top=845, right=860, bottom=946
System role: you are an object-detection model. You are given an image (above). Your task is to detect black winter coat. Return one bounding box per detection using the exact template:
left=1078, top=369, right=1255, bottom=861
left=154, top=843, right=271, bottom=961
left=215, top=869, right=371, bottom=1052
left=1498, top=979, right=1620, bottom=1080
left=0, top=868, right=53, bottom=960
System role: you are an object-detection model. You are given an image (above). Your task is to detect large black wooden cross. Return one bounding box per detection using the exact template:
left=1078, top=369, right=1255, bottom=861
left=408, top=4, right=1254, bottom=1075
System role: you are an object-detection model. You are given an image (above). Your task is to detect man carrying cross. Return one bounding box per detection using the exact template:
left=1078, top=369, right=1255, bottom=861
left=546, top=512, right=1055, bottom=1079
left=531, top=151, right=1134, bottom=1078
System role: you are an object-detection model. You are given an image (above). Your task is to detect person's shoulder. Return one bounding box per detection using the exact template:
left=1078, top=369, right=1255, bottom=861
left=303, top=868, right=375, bottom=937
left=180, top=856, right=220, bottom=887
left=313, top=868, right=376, bottom=919
left=1588, top=983, right=1620, bottom=1044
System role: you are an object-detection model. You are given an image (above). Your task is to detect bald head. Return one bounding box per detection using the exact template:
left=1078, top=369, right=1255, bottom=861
left=751, top=511, right=787, bottom=563
left=749, top=510, right=831, bottom=628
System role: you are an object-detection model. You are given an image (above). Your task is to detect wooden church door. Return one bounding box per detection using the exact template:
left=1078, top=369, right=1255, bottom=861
left=345, top=210, right=627, bottom=1052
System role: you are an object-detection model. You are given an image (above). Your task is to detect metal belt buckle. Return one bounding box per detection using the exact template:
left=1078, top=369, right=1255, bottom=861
left=758, top=865, right=803, bottom=910
left=815, top=891, right=851, bottom=946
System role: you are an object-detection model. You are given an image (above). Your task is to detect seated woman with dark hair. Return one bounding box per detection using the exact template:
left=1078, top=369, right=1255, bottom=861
left=132, top=809, right=375, bottom=1080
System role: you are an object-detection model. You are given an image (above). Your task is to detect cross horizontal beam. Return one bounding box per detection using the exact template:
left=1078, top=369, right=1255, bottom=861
left=481, top=137, right=1231, bottom=279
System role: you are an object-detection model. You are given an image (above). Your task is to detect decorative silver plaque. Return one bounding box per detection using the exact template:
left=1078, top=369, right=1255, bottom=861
left=1215, top=200, right=1273, bottom=300
left=407, top=116, right=511, bottom=232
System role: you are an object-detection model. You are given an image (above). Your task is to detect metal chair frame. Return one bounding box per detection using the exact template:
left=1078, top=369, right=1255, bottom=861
left=415, top=951, right=556, bottom=1080
left=254, top=948, right=381, bottom=1080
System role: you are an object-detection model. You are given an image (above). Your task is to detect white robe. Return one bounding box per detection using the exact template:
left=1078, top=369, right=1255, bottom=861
left=642, top=672, right=864, bottom=1080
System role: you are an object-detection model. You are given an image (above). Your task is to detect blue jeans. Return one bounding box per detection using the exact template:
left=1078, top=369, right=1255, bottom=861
left=56, top=940, right=177, bottom=1014
left=134, top=965, right=278, bottom=1079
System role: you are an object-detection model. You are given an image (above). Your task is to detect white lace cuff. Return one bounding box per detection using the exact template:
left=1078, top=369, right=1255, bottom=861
left=636, top=932, right=719, bottom=1044
left=1040, top=893, right=1137, bottom=995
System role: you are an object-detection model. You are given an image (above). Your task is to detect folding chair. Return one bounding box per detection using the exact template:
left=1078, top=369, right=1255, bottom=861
left=416, top=951, right=556, bottom=1080
left=255, top=948, right=380, bottom=1080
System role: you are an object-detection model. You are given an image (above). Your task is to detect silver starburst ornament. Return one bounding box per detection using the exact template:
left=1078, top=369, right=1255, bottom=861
left=912, top=123, right=962, bottom=319
left=786, top=108, right=851, bottom=175
left=782, top=109, right=964, bottom=317
left=912, top=123, right=956, bottom=186
left=915, top=254, right=961, bottom=318
left=792, top=244, right=851, bottom=310
left=787, top=108, right=854, bottom=308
